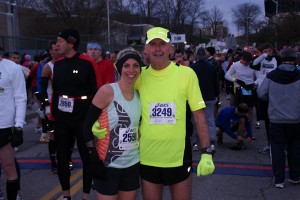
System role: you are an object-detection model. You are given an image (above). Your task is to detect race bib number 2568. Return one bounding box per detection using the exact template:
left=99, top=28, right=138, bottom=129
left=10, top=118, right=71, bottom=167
left=149, top=102, right=176, bottom=124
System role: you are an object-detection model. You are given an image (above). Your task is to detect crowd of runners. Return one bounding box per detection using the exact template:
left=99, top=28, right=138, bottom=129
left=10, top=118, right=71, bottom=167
left=0, top=26, right=299, bottom=200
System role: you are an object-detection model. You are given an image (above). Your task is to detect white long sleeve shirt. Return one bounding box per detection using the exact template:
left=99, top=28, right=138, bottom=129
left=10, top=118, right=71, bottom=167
left=253, top=53, right=278, bottom=86
left=225, top=60, right=255, bottom=87
left=0, top=58, right=27, bottom=128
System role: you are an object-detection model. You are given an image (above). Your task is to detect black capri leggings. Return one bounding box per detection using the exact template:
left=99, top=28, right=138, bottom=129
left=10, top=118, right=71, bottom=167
left=54, top=119, right=92, bottom=193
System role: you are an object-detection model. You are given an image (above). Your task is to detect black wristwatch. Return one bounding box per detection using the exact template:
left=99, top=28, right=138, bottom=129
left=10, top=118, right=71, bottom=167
left=201, top=147, right=213, bottom=155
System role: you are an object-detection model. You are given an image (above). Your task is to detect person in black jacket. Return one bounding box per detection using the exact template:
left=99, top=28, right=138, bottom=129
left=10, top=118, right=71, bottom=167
left=190, top=47, right=219, bottom=152
left=52, top=28, right=98, bottom=200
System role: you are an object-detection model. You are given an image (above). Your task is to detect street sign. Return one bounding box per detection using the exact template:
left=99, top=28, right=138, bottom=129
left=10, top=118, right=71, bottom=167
left=171, top=34, right=186, bottom=43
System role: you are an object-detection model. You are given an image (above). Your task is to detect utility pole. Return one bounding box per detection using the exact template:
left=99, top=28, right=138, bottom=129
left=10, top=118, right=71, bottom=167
left=271, top=0, right=279, bottom=49
left=107, top=0, right=111, bottom=51
left=246, top=17, right=250, bottom=45
left=272, top=0, right=279, bottom=15
left=2, top=0, right=17, bottom=50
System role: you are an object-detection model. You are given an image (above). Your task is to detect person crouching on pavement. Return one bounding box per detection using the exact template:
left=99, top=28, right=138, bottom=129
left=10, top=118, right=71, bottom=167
left=215, top=103, right=254, bottom=150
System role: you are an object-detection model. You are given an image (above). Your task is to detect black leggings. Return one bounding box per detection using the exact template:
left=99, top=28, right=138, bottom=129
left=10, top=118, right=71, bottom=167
left=55, top=119, right=92, bottom=193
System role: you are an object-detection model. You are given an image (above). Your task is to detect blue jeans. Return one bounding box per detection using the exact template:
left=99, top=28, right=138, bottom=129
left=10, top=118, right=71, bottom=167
left=192, top=100, right=217, bottom=144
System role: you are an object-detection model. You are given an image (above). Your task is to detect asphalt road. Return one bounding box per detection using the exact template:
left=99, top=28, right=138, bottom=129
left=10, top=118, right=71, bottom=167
left=1, top=94, right=300, bottom=200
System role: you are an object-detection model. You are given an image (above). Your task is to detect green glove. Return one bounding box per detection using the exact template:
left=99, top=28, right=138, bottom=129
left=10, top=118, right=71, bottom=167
left=92, top=120, right=107, bottom=140
left=197, top=154, right=215, bottom=176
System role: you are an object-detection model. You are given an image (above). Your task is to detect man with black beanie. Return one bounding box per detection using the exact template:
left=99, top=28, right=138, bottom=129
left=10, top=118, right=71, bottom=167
left=52, top=28, right=98, bottom=200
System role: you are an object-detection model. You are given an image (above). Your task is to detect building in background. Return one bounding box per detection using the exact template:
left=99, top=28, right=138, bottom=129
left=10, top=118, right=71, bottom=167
left=265, top=0, right=300, bottom=17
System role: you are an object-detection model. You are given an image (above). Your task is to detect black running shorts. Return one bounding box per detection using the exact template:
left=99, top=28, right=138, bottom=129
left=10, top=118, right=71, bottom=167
left=140, top=162, right=192, bottom=185
left=93, top=162, right=140, bottom=195
left=0, top=128, right=12, bottom=148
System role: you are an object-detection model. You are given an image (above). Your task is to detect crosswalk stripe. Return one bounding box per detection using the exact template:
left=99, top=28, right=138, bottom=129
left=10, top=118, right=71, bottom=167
left=40, top=169, right=82, bottom=200
left=57, top=178, right=83, bottom=199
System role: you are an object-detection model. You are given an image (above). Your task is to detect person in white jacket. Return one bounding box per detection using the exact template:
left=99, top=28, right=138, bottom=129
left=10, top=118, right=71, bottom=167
left=0, top=56, right=27, bottom=200
left=250, top=43, right=281, bottom=154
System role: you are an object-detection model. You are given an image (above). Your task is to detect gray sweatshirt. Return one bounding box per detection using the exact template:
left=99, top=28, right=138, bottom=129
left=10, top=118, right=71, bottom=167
left=257, top=63, right=300, bottom=123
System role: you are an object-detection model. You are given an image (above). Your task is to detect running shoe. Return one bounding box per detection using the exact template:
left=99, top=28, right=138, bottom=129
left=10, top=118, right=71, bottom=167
left=16, top=193, right=23, bottom=200
left=0, top=189, right=4, bottom=200
left=289, top=179, right=300, bottom=184
left=249, top=136, right=256, bottom=140
left=275, top=183, right=284, bottom=188
left=230, top=141, right=247, bottom=150
left=35, top=127, right=42, bottom=134
left=36, top=108, right=46, bottom=119
left=39, top=133, right=49, bottom=143
left=258, top=145, right=270, bottom=154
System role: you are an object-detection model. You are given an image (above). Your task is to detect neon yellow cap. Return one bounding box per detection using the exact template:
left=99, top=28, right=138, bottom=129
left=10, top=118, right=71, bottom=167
left=145, top=27, right=171, bottom=44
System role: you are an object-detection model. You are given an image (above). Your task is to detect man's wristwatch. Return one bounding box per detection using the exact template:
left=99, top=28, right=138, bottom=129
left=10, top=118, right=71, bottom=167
left=201, top=147, right=213, bottom=155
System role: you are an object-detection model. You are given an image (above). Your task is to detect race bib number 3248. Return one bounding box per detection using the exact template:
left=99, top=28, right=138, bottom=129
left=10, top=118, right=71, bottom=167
left=149, top=102, right=176, bottom=124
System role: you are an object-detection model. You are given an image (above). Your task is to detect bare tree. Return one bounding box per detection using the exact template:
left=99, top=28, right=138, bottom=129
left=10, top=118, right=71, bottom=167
left=252, top=18, right=268, bottom=34
left=182, top=0, right=205, bottom=44
left=154, top=0, right=204, bottom=34
left=130, top=0, right=160, bottom=24
left=16, top=0, right=107, bottom=34
left=16, top=0, right=47, bottom=10
left=201, top=6, right=223, bottom=38
left=154, top=0, right=174, bottom=28
left=231, top=2, right=261, bottom=37
left=110, top=0, right=131, bottom=14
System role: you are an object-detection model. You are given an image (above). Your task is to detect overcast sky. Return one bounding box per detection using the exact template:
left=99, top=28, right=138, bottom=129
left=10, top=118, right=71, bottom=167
left=204, top=0, right=265, bottom=36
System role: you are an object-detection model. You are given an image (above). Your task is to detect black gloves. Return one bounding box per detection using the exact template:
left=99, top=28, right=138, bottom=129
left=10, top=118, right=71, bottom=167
left=236, top=79, right=253, bottom=91
left=236, top=79, right=246, bottom=87
left=11, top=127, right=23, bottom=147
left=88, top=147, right=107, bottom=180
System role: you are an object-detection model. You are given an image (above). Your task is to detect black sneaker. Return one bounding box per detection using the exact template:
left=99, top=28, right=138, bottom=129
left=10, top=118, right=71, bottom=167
left=230, top=141, right=247, bottom=150
left=258, top=145, right=270, bottom=154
